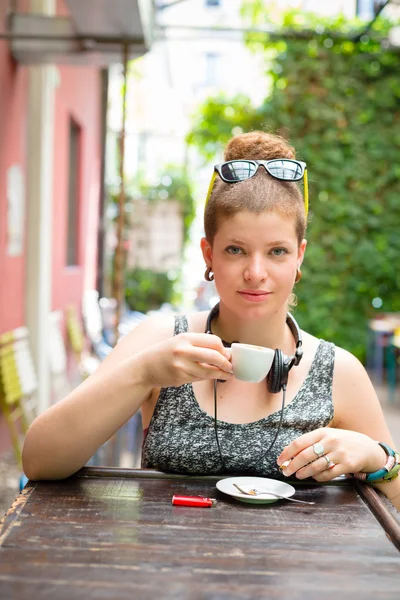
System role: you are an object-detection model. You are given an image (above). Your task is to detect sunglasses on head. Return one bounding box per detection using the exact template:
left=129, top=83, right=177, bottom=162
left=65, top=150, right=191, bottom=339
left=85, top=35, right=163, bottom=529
left=205, top=158, right=308, bottom=215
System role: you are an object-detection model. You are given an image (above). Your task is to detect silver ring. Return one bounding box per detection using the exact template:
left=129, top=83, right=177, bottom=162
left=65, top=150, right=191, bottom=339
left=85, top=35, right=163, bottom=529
left=323, top=455, right=333, bottom=469
left=313, top=442, right=325, bottom=457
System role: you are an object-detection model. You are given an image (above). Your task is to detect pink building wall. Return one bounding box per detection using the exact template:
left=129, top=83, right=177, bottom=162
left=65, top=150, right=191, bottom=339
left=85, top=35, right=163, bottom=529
left=0, top=1, right=28, bottom=334
left=51, top=65, right=101, bottom=312
left=0, top=1, right=102, bottom=455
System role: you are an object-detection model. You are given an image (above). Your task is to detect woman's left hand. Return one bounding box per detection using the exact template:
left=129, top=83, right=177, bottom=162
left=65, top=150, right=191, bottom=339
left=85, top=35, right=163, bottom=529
left=277, top=427, right=387, bottom=482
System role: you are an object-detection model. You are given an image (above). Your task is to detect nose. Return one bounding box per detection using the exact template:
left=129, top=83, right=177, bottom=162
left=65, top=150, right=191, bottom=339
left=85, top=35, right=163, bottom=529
left=243, top=254, right=268, bottom=283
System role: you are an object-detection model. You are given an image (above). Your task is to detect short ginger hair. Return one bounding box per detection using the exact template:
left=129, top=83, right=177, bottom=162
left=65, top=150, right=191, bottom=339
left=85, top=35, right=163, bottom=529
left=204, top=131, right=307, bottom=244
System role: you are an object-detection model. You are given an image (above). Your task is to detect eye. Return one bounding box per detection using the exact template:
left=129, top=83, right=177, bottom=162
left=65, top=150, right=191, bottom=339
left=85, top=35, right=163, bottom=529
left=270, top=247, right=288, bottom=257
left=225, top=245, right=244, bottom=255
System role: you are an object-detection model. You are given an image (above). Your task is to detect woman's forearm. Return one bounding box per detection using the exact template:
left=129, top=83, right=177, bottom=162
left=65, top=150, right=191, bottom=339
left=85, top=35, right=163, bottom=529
left=389, top=492, right=400, bottom=511
left=374, top=479, right=400, bottom=511
left=22, top=352, right=152, bottom=481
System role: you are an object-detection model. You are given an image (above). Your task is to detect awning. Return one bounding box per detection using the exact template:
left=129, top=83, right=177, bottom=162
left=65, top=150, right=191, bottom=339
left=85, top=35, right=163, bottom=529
left=6, top=0, right=153, bottom=65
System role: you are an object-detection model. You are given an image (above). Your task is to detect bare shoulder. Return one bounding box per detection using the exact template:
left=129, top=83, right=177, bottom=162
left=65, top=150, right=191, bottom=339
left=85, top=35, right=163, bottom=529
left=330, top=344, right=391, bottom=436
left=300, top=331, right=367, bottom=383
left=120, top=312, right=177, bottom=346
left=329, top=343, right=371, bottom=405
left=333, top=345, right=367, bottom=383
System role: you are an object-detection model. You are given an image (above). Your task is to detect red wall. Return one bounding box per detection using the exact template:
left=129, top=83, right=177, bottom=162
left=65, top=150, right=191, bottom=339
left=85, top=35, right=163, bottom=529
left=0, top=1, right=102, bottom=455
left=52, top=66, right=100, bottom=310
left=51, top=0, right=101, bottom=311
left=0, top=2, right=29, bottom=454
left=51, top=65, right=101, bottom=312
left=0, top=2, right=28, bottom=334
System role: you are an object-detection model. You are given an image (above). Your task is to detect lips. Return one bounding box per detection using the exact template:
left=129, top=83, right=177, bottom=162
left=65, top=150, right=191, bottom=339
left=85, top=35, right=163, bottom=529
left=238, top=290, right=270, bottom=303
left=238, top=290, right=268, bottom=295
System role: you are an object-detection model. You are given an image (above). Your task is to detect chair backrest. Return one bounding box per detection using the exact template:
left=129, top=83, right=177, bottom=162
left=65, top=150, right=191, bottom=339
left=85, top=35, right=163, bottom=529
left=0, top=328, right=38, bottom=464
left=0, top=329, right=37, bottom=404
left=0, top=332, right=22, bottom=405
left=66, top=304, right=85, bottom=356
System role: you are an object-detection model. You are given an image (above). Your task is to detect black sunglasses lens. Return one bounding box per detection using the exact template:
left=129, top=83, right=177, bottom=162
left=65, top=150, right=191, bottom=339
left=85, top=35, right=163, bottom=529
left=220, top=161, right=257, bottom=182
left=267, top=160, right=303, bottom=181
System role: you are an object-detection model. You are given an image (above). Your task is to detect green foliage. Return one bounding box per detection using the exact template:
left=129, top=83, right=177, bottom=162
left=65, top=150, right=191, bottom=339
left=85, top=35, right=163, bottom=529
left=187, top=95, right=267, bottom=162
left=187, top=6, right=400, bottom=360
left=125, top=268, right=178, bottom=313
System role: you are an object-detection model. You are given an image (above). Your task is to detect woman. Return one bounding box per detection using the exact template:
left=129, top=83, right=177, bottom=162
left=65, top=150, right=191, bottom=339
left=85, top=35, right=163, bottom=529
left=22, top=131, right=400, bottom=509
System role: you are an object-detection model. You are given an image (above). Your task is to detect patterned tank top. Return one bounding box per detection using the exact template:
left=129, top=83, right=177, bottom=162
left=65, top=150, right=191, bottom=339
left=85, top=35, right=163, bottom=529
left=141, top=315, right=335, bottom=477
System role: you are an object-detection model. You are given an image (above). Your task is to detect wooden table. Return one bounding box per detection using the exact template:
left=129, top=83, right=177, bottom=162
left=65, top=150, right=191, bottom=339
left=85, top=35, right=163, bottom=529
left=1, top=467, right=399, bottom=599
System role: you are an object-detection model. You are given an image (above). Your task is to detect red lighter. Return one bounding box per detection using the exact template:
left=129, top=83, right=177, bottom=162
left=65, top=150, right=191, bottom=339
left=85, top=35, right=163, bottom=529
left=172, top=495, right=217, bottom=507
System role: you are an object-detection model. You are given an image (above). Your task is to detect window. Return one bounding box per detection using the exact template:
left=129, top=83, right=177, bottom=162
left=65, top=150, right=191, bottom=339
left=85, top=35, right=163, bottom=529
left=356, top=0, right=386, bottom=19
left=67, top=118, right=81, bottom=266
left=205, top=52, right=220, bottom=86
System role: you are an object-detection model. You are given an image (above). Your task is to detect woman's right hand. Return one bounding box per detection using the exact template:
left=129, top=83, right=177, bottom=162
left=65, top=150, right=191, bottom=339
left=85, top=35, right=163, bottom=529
left=139, top=332, right=234, bottom=388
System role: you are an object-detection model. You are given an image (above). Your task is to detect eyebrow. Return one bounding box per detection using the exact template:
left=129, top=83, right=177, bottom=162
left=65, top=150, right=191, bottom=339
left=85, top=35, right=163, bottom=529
left=228, top=238, right=290, bottom=246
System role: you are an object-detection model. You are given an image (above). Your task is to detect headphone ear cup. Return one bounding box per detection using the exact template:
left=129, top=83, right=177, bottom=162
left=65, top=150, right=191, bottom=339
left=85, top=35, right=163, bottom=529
left=267, top=349, right=284, bottom=394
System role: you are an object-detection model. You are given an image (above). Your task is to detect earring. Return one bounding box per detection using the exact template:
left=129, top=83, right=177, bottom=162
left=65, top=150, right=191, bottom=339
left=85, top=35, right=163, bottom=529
left=295, top=268, right=302, bottom=284
left=204, top=267, right=214, bottom=282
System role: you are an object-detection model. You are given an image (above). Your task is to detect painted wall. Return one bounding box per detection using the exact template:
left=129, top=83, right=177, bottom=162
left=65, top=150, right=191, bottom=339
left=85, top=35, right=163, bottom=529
left=0, top=1, right=29, bottom=334
left=0, top=1, right=29, bottom=454
left=51, top=64, right=101, bottom=313
left=0, top=0, right=102, bottom=455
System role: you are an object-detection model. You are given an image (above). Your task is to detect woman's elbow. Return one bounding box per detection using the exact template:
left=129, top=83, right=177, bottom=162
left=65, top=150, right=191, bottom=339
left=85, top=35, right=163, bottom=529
left=21, top=431, right=67, bottom=481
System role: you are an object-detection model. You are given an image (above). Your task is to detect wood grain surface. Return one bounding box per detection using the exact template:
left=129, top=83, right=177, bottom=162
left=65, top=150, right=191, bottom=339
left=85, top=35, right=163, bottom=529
left=0, top=468, right=399, bottom=600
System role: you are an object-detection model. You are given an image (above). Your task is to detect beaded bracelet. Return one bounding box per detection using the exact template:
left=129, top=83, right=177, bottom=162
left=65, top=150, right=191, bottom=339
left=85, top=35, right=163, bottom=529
left=352, top=442, right=400, bottom=483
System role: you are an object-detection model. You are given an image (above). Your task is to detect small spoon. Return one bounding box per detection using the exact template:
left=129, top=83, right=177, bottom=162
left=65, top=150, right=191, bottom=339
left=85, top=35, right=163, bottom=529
left=232, top=483, right=315, bottom=505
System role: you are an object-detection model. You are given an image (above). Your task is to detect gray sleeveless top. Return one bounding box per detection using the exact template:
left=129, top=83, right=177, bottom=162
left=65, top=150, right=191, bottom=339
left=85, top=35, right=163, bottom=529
left=141, top=315, right=335, bottom=477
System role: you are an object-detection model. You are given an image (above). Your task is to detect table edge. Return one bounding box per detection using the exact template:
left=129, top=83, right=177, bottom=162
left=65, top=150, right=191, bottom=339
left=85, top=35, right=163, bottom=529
left=0, top=485, right=33, bottom=547
left=355, top=479, right=400, bottom=551
left=72, top=466, right=352, bottom=484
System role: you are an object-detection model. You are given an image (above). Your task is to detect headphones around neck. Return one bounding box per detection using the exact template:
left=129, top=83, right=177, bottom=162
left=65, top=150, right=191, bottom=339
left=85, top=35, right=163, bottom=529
left=205, top=302, right=303, bottom=393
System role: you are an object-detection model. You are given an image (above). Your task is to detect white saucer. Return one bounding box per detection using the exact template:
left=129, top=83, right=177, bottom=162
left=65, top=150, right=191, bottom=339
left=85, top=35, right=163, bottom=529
left=216, top=476, right=296, bottom=504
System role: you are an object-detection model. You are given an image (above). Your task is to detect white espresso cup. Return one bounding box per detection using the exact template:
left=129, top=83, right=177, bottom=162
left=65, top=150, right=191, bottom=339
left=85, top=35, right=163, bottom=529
left=230, top=343, right=275, bottom=383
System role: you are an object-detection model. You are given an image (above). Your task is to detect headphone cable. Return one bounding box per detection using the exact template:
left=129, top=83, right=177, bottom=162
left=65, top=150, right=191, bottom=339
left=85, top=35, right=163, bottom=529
left=213, top=380, right=287, bottom=472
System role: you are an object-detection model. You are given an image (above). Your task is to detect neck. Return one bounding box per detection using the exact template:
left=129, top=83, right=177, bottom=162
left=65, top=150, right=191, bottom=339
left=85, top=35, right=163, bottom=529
left=209, top=302, right=295, bottom=353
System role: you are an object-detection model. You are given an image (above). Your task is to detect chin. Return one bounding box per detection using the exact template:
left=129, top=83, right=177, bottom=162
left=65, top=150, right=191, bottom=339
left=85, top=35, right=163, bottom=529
left=230, top=298, right=275, bottom=320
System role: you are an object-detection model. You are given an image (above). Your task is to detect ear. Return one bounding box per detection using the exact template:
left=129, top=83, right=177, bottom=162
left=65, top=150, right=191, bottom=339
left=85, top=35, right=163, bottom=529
left=200, top=237, right=213, bottom=267
left=297, top=239, right=307, bottom=269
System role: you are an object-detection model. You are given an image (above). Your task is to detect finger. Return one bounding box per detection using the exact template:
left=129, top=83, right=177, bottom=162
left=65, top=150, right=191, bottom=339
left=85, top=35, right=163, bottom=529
left=280, top=445, right=326, bottom=478
left=186, top=347, right=233, bottom=373
left=277, top=428, right=327, bottom=466
left=184, top=363, right=234, bottom=382
left=294, top=455, right=336, bottom=480
left=196, top=362, right=235, bottom=378
left=185, top=333, right=231, bottom=357
left=312, top=464, right=342, bottom=482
